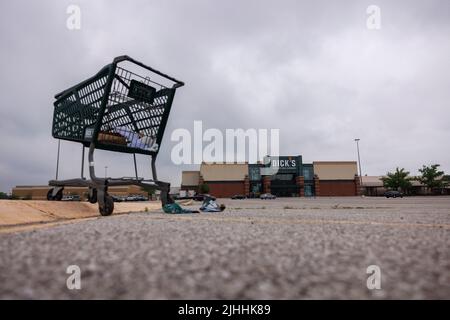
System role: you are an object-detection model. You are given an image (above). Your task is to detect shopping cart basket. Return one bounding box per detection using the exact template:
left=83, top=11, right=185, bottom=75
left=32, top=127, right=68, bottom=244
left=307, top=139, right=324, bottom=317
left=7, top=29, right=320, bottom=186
left=48, top=55, right=184, bottom=216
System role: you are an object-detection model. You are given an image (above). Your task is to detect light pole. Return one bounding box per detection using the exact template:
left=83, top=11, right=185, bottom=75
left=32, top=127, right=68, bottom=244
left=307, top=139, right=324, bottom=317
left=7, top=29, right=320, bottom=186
left=354, top=138, right=363, bottom=195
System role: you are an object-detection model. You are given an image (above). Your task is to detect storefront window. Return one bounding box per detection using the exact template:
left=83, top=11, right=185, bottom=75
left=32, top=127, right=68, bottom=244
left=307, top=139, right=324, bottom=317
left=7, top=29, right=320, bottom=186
left=249, top=166, right=261, bottom=181
left=303, top=167, right=313, bottom=180
left=251, top=183, right=262, bottom=194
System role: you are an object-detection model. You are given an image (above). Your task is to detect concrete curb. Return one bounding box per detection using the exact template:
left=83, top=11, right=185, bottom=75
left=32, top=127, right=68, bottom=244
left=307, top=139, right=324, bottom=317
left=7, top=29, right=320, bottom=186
left=0, top=200, right=161, bottom=228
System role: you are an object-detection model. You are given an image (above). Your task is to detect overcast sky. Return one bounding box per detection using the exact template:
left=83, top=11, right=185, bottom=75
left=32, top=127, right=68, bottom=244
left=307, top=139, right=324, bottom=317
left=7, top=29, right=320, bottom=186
left=0, top=0, right=449, bottom=192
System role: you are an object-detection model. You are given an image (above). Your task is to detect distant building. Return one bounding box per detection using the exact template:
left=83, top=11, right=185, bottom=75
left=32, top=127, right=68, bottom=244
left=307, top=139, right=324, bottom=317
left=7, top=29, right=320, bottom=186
left=181, top=156, right=361, bottom=198
left=12, top=185, right=147, bottom=200
left=169, top=186, right=181, bottom=196
left=362, top=176, right=450, bottom=196
left=361, top=176, right=386, bottom=196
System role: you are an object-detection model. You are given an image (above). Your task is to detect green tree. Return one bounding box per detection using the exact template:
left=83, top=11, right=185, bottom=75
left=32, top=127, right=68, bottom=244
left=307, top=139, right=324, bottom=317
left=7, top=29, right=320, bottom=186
left=418, top=164, right=444, bottom=192
left=0, top=192, right=9, bottom=199
left=381, top=167, right=413, bottom=193
left=199, top=183, right=210, bottom=194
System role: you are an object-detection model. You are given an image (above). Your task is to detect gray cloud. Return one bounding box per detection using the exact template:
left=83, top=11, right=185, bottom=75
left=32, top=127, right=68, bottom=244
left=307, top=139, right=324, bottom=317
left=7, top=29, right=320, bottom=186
left=1, top=0, right=449, bottom=191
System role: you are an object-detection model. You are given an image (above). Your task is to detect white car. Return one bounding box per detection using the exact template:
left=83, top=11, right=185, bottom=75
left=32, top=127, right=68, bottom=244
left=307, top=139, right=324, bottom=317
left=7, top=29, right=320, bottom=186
left=62, top=195, right=81, bottom=201
left=62, top=195, right=73, bottom=201
left=260, top=193, right=276, bottom=200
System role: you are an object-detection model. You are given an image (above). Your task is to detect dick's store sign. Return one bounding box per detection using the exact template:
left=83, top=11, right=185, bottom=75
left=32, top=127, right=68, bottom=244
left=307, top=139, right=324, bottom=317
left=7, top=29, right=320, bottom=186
left=271, top=158, right=297, bottom=168
left=264, top=156, right=301, bottom=173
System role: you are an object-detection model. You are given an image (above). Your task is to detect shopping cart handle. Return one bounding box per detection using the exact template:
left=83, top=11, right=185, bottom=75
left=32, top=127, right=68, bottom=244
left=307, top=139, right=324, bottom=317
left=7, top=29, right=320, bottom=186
left=113, top=55, right=185, bottom=89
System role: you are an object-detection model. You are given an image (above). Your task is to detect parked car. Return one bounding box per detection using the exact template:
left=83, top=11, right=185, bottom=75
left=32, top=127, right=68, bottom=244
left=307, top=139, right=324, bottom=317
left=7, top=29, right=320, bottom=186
left=384, top=190, right=404, bottom=198
left=260, top=193, right=276, bottom=200
left=134, top=195, right=148, bottom=201
left=231, top=194, right=246, bottom=200
left=62, top=195, right=80, bottom=201
left=193, top=194, right=216, bottom=201
left=111, top=195, right=124, bottom=202
left=62, top=195, right=73, bottom=201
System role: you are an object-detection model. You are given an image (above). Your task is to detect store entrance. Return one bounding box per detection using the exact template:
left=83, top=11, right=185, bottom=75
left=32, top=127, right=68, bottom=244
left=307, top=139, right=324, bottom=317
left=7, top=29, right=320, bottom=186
left=249, top=182, right=262, bottom=198
left=270, top=174, right=298, bottom=197
left=304, top=184, right=315, bottom=197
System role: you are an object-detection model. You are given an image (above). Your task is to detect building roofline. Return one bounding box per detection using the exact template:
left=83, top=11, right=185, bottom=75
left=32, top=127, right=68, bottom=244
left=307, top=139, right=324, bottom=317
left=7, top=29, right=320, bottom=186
left=200, top=162, right=249, bottom=165
left=313, top=161, right=357, bottom=164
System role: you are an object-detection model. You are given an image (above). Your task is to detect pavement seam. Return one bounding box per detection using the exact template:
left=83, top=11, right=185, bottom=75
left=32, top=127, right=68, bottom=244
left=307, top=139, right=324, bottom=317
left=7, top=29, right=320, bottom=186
left=19, top=201, right=62, bottom=221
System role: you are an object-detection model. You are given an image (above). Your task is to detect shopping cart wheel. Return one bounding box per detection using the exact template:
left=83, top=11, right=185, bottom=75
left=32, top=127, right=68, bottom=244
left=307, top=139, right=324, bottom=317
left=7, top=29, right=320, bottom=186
left=99, top=194, right=114, bottom=216
left=54, top=189, right=63, bottom=201
left=88, top=188, right=97, bottom=204
left=47, top=189, right=54, bottom=201
left=47, top=188, right=63, bottom=201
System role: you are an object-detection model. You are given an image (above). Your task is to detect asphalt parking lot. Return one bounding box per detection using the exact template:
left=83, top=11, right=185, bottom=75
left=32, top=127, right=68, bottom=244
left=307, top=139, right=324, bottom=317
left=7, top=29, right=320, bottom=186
left=0, top=196, right=449, bottom=299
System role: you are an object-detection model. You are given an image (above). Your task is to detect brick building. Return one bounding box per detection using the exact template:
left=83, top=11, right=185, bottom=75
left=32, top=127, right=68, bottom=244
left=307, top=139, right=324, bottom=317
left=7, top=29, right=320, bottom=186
left=181, top=156, right=361, bottom=198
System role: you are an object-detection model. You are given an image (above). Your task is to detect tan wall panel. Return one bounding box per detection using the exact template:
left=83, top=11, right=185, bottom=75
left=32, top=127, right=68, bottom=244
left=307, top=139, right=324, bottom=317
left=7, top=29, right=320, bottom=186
left=181, top=171, right=200, bottom=186
left=200, top=163, right=248, bottom=181
left=313, top=162, right=358, bottom=180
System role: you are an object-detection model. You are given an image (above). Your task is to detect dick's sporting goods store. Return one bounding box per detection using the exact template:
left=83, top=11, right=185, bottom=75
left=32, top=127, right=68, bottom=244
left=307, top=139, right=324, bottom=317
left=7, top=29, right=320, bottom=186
left=248, top=156, right=313, bottom=197
left=181, top=156, right=362, bottom=198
